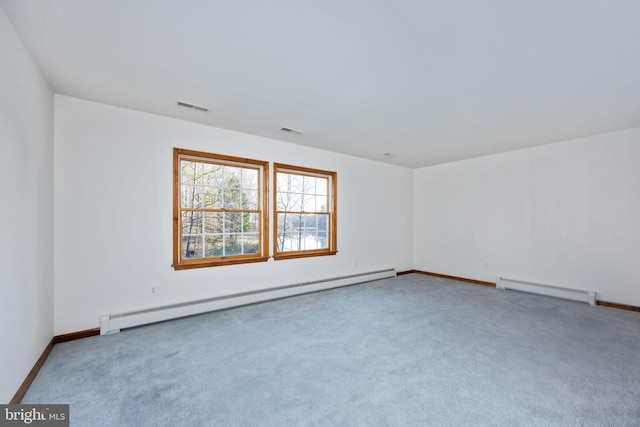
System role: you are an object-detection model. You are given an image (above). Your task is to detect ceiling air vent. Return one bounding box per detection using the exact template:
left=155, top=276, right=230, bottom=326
left=176, top=101, right=210, bottom=113
left=280, top=127, right=304, bottom=134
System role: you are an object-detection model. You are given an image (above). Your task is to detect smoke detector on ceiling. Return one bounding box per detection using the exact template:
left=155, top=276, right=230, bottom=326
left=176, top=101, right=209, bottom=112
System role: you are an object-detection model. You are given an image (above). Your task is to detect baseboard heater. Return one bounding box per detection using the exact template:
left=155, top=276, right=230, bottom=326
left=496, top=276, right=597, bottom=306
left=100, top=268, right=396, bottom=335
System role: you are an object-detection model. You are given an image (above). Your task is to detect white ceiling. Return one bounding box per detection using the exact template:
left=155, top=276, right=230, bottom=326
left=3, top=0, right=640, bottom=168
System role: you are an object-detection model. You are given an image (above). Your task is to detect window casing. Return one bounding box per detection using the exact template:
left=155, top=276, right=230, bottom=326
left=273, top=163, right=337, bottom=260
left=173, top=148, right=269, bottom=270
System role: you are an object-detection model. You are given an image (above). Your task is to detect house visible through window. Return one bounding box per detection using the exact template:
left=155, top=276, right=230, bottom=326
left=173, top=148, right=269, bottom=269
left=274, top=163, right=337, bottom=260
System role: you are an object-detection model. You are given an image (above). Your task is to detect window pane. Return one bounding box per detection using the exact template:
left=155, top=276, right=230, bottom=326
left=225, top=212, right=243, bottom=233
left=242, top=169, right=258, bottom=190
left=302, top=235, right=315, bottom=250
left=277, top=213, right=293, bottom=235
left=243, top=213, right=260, bottom=233
left=243, top=189, right=258, bottom=210
left=316, top=195, right=328, bottom=212
left=305, top=175, right=319, bottom=195
left=201, top=186, right=223, bottom=208
left=278, top=232, right=301, bottom=252
left=302, top=215, right=327, bottom=249
left=204, top=212, right=223, bottom=233
left=224, top=166, right=242, bottom=191
left=225, top=234, right=242, bottom=256
left=182, top=235, right=203, bottom=259
left=303, top=215, right=317, bottom=230
left=202, top=163, right=223, bottom=187
left=276, top=172, right=289, bottom=193
left=315, top=177, right=328, bottom=195
left=288, top=174, right=303, bottom=192
left=303, top=196, right=315, bottom=212
left=318, top=214, right=328, bottom=232
left=182, top=211, right=203, bottom=234
left=241, top=233, right=260, bottom=254
left=290, top=193, right=303, bottom=211
left=223, top=168, right=242, bottom=208
left=316, top=232, right=328, bottom=249
left=223, top=190, right=239, bottom=209
left=181, top=186, right=199, bottom=209
left=278, top=212, right=301, bottom=229
left=181, top=160, right=200, bottom=185
left=276, top=190, right=290, bottom=211
left=204, top=235, right=224, bottom=257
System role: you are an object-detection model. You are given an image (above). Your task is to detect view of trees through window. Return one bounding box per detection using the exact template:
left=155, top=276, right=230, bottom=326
left=180, top=159, right=261, bottom=260
left=274, top=164, right=336, bottom=258
left=174, top=149, right=334, bottom=269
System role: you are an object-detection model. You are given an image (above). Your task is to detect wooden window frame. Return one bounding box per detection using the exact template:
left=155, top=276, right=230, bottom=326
left=173, top=148, right=269, bottom=270
left=273, top=163, right=337, bottom=261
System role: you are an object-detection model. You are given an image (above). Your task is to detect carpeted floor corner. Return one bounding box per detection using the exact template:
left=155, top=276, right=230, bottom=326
left=23, top=274, right=640, bottom=426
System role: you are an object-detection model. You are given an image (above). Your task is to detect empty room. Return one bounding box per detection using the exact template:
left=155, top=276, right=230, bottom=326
left=1, top=1, right=639, bottom=425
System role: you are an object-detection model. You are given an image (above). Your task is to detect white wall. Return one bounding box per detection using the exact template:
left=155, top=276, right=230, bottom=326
left=53, top=95, right=413, bottom=334
left=0, top=7, right=54, bottom=402
left=414, top=128, right=640, bottom=306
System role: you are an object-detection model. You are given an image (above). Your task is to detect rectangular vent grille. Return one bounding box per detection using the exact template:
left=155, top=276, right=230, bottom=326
left=280, top=127, right=304, bottom=134
left=177, top=101, right=209, bottom=112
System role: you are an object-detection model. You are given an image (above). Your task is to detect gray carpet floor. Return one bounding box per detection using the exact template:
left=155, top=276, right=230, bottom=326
left=23, top=274, right=640, bottom=426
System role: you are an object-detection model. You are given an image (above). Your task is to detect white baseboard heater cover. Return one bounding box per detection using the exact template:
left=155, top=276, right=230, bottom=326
left=496, top=276, right=597, bottom=306
left=100, top=268, right=396, bottom=335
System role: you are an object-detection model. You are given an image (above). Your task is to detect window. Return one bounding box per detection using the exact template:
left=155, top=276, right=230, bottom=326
left=173, top=148, right=269, bottom=270
left=274, top=163, right=337, bottom=260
